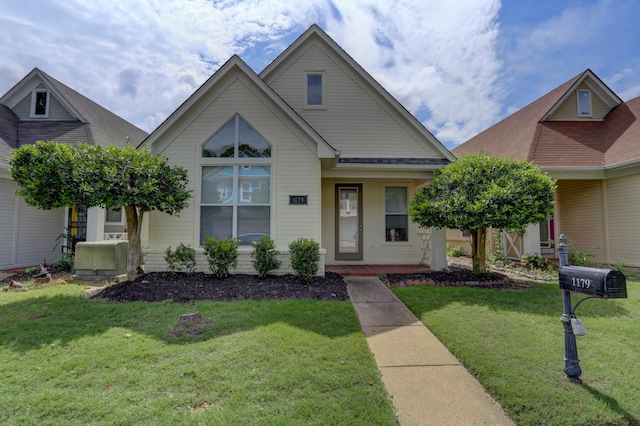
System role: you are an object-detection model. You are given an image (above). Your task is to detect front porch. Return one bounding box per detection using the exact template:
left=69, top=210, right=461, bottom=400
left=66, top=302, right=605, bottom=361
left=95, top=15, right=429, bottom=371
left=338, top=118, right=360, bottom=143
left=326, top=264, right=431, bottom=276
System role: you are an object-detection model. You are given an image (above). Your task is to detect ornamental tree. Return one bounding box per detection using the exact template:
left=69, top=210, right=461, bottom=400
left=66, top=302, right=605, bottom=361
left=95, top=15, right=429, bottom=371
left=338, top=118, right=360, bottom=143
left=409, top=153, right=556, bottom=274
left=10, top=141, right=191, bottom=281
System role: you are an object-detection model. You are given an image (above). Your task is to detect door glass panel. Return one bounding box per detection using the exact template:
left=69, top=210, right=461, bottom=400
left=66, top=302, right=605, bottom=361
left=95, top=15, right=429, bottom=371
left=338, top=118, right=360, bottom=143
left=338, top=187, right=359, bottom=253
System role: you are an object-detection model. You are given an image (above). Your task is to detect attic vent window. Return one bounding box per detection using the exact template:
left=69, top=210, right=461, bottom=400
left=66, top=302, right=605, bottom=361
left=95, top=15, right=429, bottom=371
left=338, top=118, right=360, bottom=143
left=31, top=90, right=50, bottom=118
left=304, top=72, right=326, bottom=109
left=577, top=90, right=592, bottom=117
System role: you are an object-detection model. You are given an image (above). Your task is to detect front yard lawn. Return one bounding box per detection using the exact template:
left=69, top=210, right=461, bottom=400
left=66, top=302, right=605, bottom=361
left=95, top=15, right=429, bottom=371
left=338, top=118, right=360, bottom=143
left=0, top=283, right=396, bottom=425
left=393, top=279, right=640, bottom=426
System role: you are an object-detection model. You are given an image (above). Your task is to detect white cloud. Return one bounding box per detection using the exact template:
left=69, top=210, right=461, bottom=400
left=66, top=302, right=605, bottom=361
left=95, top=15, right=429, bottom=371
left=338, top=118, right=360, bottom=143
left=324, top=0, right=504, bottom=145
left=0, top=0, right=504, bottom=146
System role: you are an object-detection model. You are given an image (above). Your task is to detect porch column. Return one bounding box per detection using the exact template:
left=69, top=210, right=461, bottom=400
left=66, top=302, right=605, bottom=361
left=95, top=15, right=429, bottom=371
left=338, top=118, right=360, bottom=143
left=523, top=223, right=541, bottom=256
left=430, top=227, right=447, bottom=271
left=86, top=207, right=105, bottom=242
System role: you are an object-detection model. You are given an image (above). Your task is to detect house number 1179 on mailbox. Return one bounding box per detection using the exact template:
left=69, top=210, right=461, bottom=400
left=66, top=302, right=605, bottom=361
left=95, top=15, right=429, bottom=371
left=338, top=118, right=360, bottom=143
left=571, top=277, right=591, bottom=289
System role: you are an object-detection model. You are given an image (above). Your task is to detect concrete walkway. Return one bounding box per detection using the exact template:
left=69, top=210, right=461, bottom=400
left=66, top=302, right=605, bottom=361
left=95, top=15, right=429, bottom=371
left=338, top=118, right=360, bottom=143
left=345, top=276, right=514, bottom=426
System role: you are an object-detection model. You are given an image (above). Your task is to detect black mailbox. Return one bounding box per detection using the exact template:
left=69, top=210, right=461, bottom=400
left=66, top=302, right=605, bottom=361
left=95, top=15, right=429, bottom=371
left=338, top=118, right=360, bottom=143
left=559, top=266, right=627, bottom=299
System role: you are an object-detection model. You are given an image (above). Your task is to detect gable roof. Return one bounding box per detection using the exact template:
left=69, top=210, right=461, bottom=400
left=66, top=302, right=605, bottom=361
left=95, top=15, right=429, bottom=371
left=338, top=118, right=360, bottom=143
left=453, top=69, right=638, bottom=170
left=260, top=24, right=455, bottom=163
left=142, top=54, right=338, bottom=159
left=0, top=68, right=148, bottom=151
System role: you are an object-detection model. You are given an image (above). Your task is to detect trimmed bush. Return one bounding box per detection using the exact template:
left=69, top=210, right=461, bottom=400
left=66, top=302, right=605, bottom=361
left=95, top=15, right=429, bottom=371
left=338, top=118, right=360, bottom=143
left=203, top=237, right=239, bottom=278
left=289, top=238, right=320, bottom=283
left=251, top=235, right=281, bottom=278
left=164, top=243, right=197, bottom=274
left=521, top=253, right=550, bottom=271
left=446, top=245, right=466, bottom=257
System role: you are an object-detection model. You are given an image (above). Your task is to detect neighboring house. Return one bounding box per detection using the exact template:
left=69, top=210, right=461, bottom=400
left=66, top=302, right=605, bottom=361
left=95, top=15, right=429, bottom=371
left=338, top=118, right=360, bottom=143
left=141, top=24, right=455, bottom=274
left=0, top=68, right=148, bottom=270
left=452, top=69, right=640, bottom=269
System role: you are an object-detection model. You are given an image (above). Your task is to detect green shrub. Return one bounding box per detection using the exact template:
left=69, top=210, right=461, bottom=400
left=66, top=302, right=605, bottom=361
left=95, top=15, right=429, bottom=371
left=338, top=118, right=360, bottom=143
left=164, top=243, right=197, bottom=274
left=289, top=238, right=320, bottom=283
left=53, top=252, right=75, bottom=273
left=446, top=245, right=466, bottom=257
left=565, top=237, right=594, bottom=266
left=251, top=235, right=281, bottom=278
left=203, top=237, right=239, bottom=278
left=521, top=253, right=550, bottom=271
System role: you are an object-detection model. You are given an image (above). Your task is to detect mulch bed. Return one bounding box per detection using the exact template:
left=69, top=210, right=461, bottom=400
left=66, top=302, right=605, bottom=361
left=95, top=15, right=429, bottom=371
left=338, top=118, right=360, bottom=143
left=91, top=272, right=351, bottom=303
left=4, top=266, right=528, bottom=302
left=384, top=266, right=530, bottom=290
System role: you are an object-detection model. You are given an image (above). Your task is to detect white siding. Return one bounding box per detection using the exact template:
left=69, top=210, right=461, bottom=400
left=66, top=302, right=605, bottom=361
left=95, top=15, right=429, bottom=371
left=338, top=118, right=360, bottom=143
left=0, top=179, right=18, bottom=268
left=322, top=178, right=426, bottom=264
left=15, top=198, right=65, bottom=267
left=147, top=75, right=322, bottom=270
left=266, top=43, right=442, bottom=158
left=11, top=92, right=75, bottom=121
left=604, top=174, right=640, bottom=267
left=0, top=178, right=65, bottom=269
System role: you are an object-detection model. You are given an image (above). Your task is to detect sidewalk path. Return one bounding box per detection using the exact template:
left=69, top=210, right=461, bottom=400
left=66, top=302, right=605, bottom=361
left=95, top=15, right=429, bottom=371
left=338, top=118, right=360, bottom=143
left=345, top=276, right=514, bottom=426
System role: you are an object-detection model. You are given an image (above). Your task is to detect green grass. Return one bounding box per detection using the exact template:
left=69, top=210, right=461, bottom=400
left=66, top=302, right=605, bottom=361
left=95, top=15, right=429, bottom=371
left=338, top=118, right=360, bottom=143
left=0, top=284, right=396, bottom=425
left=393, top=280, right=640, bottom=426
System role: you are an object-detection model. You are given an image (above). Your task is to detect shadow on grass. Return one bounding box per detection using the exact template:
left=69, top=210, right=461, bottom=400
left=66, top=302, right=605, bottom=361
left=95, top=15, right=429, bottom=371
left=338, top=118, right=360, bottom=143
left=583, top=384, right=640, bottom=426
left=0, top=289, right=360, bottom=354
left=392, top=280, right=631, bottom=319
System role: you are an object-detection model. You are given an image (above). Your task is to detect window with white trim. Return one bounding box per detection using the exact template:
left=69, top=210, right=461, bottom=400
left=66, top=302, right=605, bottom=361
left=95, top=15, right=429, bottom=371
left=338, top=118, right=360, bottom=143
left=304, top=71, right=325, bottom=108
left=385, top=187, right=408, bottom=242
left=105, top=207, right=125, bottom=225
left=577, top=89, right=592, bottom=117
left=200, top=115, right=272, bottom=245
left=31, top=90, right=50, bottom=118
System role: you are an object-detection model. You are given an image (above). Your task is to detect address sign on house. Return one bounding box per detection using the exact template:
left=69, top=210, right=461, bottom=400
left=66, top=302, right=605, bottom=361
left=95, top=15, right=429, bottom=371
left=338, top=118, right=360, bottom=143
left=289, top=195, right=308, bottom=205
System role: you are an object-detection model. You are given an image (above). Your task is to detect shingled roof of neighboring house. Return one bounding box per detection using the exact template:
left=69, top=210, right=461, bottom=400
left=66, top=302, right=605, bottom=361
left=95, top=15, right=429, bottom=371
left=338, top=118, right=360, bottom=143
left=453, top=70, right=640, bottom=169
left=40, top=69, right=149, bottom=148
left=0, top=68, right=148, bottom=169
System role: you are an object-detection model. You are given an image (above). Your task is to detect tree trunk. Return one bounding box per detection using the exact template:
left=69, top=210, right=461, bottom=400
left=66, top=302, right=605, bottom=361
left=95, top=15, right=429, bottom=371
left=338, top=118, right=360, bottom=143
left=125, top=206, right=143, bottom=281
left=471, top=228, right=487, bottom=274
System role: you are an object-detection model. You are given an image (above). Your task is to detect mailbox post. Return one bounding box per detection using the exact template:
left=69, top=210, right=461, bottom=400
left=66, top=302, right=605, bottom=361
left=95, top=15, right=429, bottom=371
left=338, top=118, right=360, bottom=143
left=558, top=235, right=582, bottom=384
left=557, top=234, right=627, bottom=384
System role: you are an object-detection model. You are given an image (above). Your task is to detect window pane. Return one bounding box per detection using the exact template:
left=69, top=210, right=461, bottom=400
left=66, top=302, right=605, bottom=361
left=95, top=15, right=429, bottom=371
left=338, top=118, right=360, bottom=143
left=307, top=74, right=322, bottom=105
left=203, top=119, right=235, bottom=157
left=385, top=187, right=407, bottom=214
left=238, top=165, right=270, bottom=204
left=201, top=166, right=234, bottom=204
left=200, top=206, right=232, bottom=243
left=237, top=206, right=270, bottom=245
left=106, top=208, right=122, bottom=223
left=577, top=90, right=591, bottom=116
left=386, top=215, right=408, bottom=242
left=35, top=91, right=47, bottom=115
left=238, top=117, right=271, bottom=157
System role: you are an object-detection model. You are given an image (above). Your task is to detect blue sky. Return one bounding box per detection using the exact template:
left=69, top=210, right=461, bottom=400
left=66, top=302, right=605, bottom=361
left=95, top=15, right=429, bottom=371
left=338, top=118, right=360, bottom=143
left=1, top=0, right=639, bottom=149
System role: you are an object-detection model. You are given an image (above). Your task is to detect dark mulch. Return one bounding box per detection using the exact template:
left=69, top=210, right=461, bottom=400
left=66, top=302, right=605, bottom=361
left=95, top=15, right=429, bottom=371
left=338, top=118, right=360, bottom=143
left=383, top=266, right=531, bottom=290
left=385, top=266, right=507, bottom=284
left=4, top=265, right=524, bottom=302
left=91, top=272, right=350, bottom=303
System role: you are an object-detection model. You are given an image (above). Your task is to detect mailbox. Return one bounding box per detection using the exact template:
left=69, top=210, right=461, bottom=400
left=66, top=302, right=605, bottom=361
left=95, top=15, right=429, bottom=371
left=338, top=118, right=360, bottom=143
left=559, top=266, right=627, bottom=299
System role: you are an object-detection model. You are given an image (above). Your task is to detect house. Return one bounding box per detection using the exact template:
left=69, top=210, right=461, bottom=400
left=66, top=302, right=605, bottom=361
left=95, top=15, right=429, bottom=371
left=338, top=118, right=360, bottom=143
left=0, top=68, right=148, bottom=270
left=141, top=24, right=455, bottom=274
left=452, top=69, right=640, bottom=269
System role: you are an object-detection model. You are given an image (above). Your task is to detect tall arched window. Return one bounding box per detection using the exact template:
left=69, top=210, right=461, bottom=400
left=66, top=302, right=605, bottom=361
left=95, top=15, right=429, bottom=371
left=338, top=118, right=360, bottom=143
left=200, top=115, right=272, bottom=245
